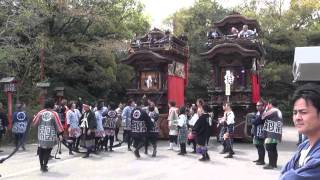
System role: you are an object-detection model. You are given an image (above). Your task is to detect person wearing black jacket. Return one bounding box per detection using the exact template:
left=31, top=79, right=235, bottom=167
left=131, top=101, right=152, bottom=158
left=219, top=102, right=235, bottom=158
left=80, top=104, right=97, bottom=158
left=192, top=104, right=210, bottom=161
left=251, top=100, right=266, bottom=165
left=145, top=104, right=159, bottom=157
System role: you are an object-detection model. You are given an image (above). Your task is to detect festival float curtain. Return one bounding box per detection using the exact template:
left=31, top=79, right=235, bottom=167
left=251, top=73, right=260, bottom=103
left=167, top=75, right=185, bottom=108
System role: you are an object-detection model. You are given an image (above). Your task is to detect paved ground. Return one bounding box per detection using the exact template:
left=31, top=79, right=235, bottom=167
left=0, top=126, right=299, bottom=180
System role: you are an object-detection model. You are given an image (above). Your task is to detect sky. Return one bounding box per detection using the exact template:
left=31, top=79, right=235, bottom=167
left=140, top=0, right=290, bottom=29
left=140, top=0, right=245, bottom=29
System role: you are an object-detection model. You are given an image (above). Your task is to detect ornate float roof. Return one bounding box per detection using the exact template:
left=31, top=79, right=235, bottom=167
left=201, top=43, right=260, bottom=60
left=214, top=13, right=261, bottom=34
left=121, top=50, right=172, bottom=65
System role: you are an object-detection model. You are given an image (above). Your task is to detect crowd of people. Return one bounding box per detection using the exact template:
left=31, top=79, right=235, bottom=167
left=1, top=83, right=320, bottom=179
left=0, top=96, right=284, bottom=172
left=207, top=24, right=257, bottom=40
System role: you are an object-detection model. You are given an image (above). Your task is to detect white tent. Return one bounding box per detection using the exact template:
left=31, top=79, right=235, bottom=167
left=292, top=46, right=320, bottom=82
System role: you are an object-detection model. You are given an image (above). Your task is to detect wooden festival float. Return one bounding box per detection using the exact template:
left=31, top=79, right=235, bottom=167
left=201, top=13, right=265, bottom=140
left=121, top=28, right=189, bottom=138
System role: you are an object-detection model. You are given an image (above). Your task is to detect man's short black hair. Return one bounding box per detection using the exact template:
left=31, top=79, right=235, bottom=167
left=143, top=100, right=149, bottom=107
left=203, top=104, right=211, bottom=113
left=109, top=102, right=117, bottom=110
left=136, top=100, right=142, bottom=107
left=44, top=98, right=55, bottom=109
left=169, top=101, right=176, bottom=107
left=127, top=99, right=134, bottom=106
left=148, top=106, right=155, bottom=112
left=292, top=83, right=320, bottom=113
left=67, top=101, right=74, bottom=109
left=223, top=102, right=231, bottom=109
left=268, top=98, right=278, bottom=107
left=97, top=101, right=104, bottom=111
left=179, top=106, right=186, bottom=115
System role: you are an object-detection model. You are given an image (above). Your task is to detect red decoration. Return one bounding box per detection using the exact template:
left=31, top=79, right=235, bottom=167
left=167, top=75, right=185, bottom=108
left=251, top=73, right=260, bottom=103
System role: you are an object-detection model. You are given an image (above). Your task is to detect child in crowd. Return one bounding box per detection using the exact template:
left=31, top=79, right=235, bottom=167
left=177, top=106, right=188, bottom=155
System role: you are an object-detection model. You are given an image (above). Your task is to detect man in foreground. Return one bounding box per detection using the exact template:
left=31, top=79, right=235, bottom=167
left=280, top=83, right=320, bottom=179
left=33, top=98, right=64, bottom=172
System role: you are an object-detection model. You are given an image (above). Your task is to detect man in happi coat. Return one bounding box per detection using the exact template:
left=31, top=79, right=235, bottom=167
left=193, top=104, right=211, bottom=161
left=80, top=104, right=97, bottom=158
left=121, top=99, right=135, bottom=151
left=145, top=104, right=159, bottom=157
left=66, top=102, right=81, bottom=154
left=33, top=98, right=64, bottom=172
left=131, top=101, right=152, bottom=158
left=251, top=100, right=267, bottom=165
left=12, top=103, right=28, bottom=151
left=104, top=103, right=118, bottom=152
left=219, top=102, right=235, bottom=158
left=94, top=102, right=106, bottom=152
left=262, top=99, right=283, bottom=169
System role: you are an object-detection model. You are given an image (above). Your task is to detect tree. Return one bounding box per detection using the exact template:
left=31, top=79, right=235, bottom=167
left=0, top=0, right=150, bottom=104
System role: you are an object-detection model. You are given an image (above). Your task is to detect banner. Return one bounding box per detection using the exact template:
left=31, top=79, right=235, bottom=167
left=167, top=76, right=185, bottom=107
left=251, top=73, right=260, bottom=103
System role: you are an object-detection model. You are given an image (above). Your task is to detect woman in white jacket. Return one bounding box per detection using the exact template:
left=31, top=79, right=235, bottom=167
left=167, top=101, right=179, bottom=150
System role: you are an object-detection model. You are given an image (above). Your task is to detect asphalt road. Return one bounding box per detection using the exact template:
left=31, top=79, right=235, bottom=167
left=0, top=126, right=299, bottom=180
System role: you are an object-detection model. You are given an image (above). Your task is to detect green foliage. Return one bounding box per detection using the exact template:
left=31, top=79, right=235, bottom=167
left=0, top=0, right=149, bottom=104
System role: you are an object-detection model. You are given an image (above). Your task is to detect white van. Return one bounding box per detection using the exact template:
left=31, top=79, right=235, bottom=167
left=293, top=46, right=320, bottom=82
